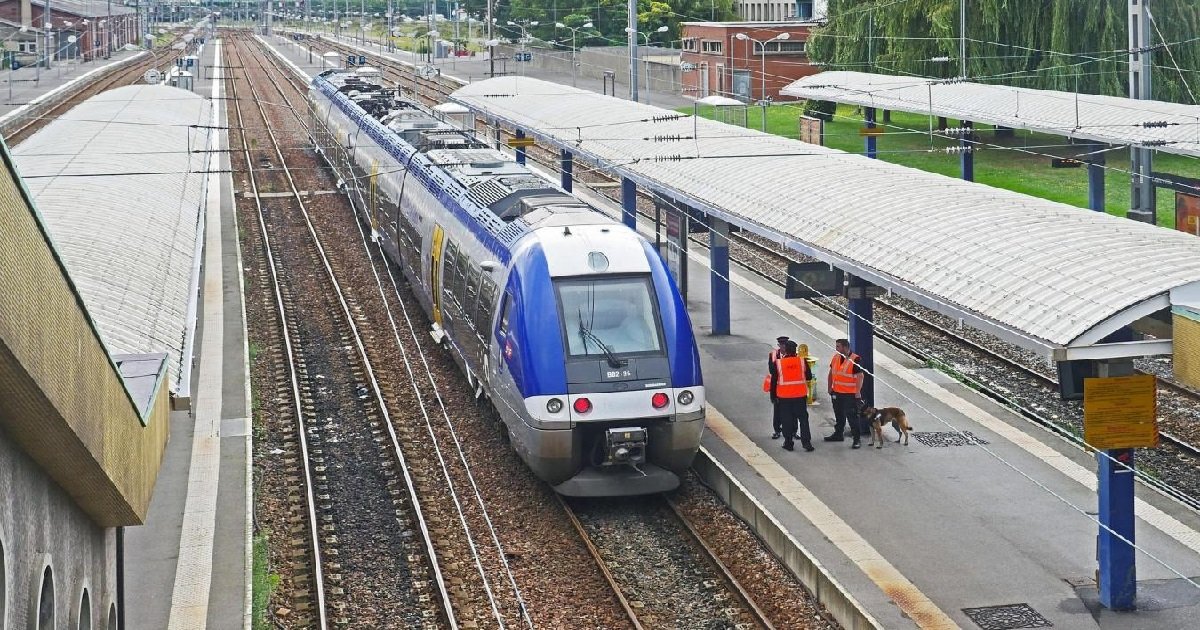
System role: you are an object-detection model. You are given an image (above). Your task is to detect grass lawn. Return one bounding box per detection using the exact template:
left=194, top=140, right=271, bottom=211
left=252, top=534, right=279, bottom=630
left=688, top=103, right=1199, bottom=226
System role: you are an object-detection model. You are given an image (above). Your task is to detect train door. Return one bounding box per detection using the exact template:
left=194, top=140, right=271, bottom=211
left=430, top=224, right=445, bottom=325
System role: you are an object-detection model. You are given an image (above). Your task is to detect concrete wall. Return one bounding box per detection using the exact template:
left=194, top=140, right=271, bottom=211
left=0, top=424, right=118, bottom=630
left=495, top=44, right=682, bottom=96
left=1174, top=308, right=1200, bottom=389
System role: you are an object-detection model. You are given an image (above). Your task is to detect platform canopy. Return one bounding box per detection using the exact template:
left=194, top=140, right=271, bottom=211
left=781, top=71, right=1200, bottom=157
left=452, top=77, right=1200, bottom=361
left=13, top=84, right=212, bottom=396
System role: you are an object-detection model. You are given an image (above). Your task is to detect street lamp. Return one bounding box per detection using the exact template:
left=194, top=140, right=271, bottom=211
left=625, top=25, right=668, bottom=101
left=735, top=31, right=789, bottom=105
left=554, top=21, right=592, bottom=87
left=506, top=20, right=537, bottom=75
left=426, top=29, right=440, bottom=63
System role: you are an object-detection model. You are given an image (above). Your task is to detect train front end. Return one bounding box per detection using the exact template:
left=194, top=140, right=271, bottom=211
left=503, top=223, right=705, bottom=497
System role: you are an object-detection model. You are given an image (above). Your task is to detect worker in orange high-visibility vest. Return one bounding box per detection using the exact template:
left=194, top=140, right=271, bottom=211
left=769, top=340, right=814, bottom=452
left=824, top=338, right=866, bottom=449
left=763, top=336, right=790, bottom=439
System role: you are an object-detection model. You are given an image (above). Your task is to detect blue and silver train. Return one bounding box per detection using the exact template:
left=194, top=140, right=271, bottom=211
left=308, top=69, right=705, bottom=496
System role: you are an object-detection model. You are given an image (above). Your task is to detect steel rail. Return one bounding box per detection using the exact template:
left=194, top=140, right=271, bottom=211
left=554, top=495, right=646, bottom=630
left=230, top=33, right=458, bottom=628
left=662, top=496, right=775, bottom=630
left=225, top=36, right=329, bottom=630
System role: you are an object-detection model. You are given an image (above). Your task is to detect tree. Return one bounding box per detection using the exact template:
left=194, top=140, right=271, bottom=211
left=808, top=0, right=1200, bottom=103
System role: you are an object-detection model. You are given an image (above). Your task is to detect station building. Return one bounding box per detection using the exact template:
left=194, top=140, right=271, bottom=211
left=0, top=0, right=139, bottom=61
left=1, top=83, right=211, bottom=629
left=680, top=21, right=822, bottom=102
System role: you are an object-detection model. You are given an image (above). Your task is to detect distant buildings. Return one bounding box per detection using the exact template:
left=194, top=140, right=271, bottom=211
left=733, top=0, right=827, bottom=21
left=680, top=20, right=823, bottom=102
left=0, top=0, right=139, bottom=62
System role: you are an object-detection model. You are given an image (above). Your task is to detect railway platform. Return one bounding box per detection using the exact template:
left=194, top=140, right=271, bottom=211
left=0, top=49, right=144, bottom=118
left=677, top=237, right=1200, bottom=628
left=115, top=38, right=252, bottom=630
left=509, top=179, right=1200, bottom=629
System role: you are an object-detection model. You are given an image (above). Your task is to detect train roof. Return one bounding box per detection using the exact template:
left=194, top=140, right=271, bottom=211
left=313, top=70, right=627, bottom=254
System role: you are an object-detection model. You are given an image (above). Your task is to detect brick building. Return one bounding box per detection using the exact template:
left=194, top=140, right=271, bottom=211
left=680, top=21, right=822, bottom=102
left=734, top=0, right=827, bottom=21
left=0, top=0, right=139, bottom=62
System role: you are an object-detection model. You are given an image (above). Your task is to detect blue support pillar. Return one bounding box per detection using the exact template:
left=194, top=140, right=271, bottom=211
left=621, top=177, right=637, bottom=229
left=1088, top=145, right=1106, bottom=212
left=709, top=218, right=730, bottom=336
left=515, top=129, right=526, bottom=165
left=1097, top=448, right=1136, bottom=610
left=864, top=107, right=877, bottom=159
left=960, top=120, right=974, bottom=182
left=847, top=276, right=874, bottom=406
left=560, top=149, right=573, bottom=192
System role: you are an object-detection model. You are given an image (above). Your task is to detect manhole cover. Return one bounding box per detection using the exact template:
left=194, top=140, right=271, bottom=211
left=962, top=603, right=1052, bottom=629
left=913, top=430, right=989, bottom=447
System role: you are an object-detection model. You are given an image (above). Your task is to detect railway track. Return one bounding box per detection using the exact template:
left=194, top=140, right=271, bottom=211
left=3, top=34, right=189, bottom=144
left=296, top=34, right=1200, bottom=514
left=227, top=34, right=453, bottom=628
left=252, top=31, right=855, bottom=629
left=561, top=495, right=774, bottom=630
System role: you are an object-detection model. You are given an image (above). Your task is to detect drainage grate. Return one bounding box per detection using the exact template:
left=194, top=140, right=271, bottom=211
left=912, top=431, right=989, bottom=447
left=962, top=603, right=1052, bottom=629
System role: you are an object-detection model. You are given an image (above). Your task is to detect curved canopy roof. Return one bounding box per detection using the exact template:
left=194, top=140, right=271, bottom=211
left=13, top=84, right=212, bottom=394
left=781, top=71, right=1200, bottom=157
left=452, top=77, right=1200, bottom=359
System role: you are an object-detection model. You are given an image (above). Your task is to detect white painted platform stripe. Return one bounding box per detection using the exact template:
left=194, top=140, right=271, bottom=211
left=710, top=260, right=1200, bottom=557
left=167, top=38, right=224, bottom=630
left=704, top=405, right=958, bottom=629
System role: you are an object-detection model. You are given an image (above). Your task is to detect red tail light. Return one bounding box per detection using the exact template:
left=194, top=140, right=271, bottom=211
left=651, top=392, right=670, bottom=409
left=573, top=397, right=592, bottom=414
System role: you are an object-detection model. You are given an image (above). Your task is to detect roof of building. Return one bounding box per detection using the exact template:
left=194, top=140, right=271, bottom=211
left=781, top=71, right=1200, bottom=157
left=33, top=0, right=135, bottom=18
left=681, top=21, right=823, bottom=27
left=0, top=134, right=170, bottom=527
left=13, top=84, right=212, bottom=396
left=452, top=76, right=1200, bottom=360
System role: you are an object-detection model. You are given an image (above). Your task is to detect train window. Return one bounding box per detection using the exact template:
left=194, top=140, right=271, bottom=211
left=555, top=276, right=664, bottom=357
left=443, top=241, right=459, bottom=298
left=454, top=250, right=470, bottom=304
left=478, top=278, right=497, bottom=334
left=465, top=268, right=482, bottom=330
left=497, top=292, right=512, bottom=338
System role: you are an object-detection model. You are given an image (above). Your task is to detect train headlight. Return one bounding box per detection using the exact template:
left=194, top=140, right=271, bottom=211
left=651, top=392, right=670, bottom=409
left=677, top=390, right=694, bottom=406
left=546, top=398, right=564, bottom=414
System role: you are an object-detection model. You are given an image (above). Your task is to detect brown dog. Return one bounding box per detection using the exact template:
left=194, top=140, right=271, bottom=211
left=862, top=406, right=913, bottom=448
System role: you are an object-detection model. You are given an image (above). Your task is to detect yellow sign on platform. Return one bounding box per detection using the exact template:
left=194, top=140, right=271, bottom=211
left=1083, top=374, right=1158, bottom=449
left=506, top=136, right=536, bottom=148
left=859, top=126, right=884, bottom=136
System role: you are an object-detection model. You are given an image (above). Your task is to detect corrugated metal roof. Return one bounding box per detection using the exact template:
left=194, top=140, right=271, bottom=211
left=13, top=84, right=211, bottom=393
left=781, top=71, right=1200, bottom=157
left=33, top=0, right=136, bottom=18
left=452, top=77, right=1200, bottom=356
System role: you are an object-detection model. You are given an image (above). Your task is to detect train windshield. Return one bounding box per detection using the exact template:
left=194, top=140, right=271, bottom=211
left=556, top=276, right=663, bottom=359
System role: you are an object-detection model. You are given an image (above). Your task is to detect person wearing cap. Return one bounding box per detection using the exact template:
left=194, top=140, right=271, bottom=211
left=764, top=336, right=789, bottom=438
left=769, top=340, right=814, bottom=451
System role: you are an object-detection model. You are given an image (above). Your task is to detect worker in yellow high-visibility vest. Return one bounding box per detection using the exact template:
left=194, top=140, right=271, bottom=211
left=824, top=338, right=865, bottom=449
